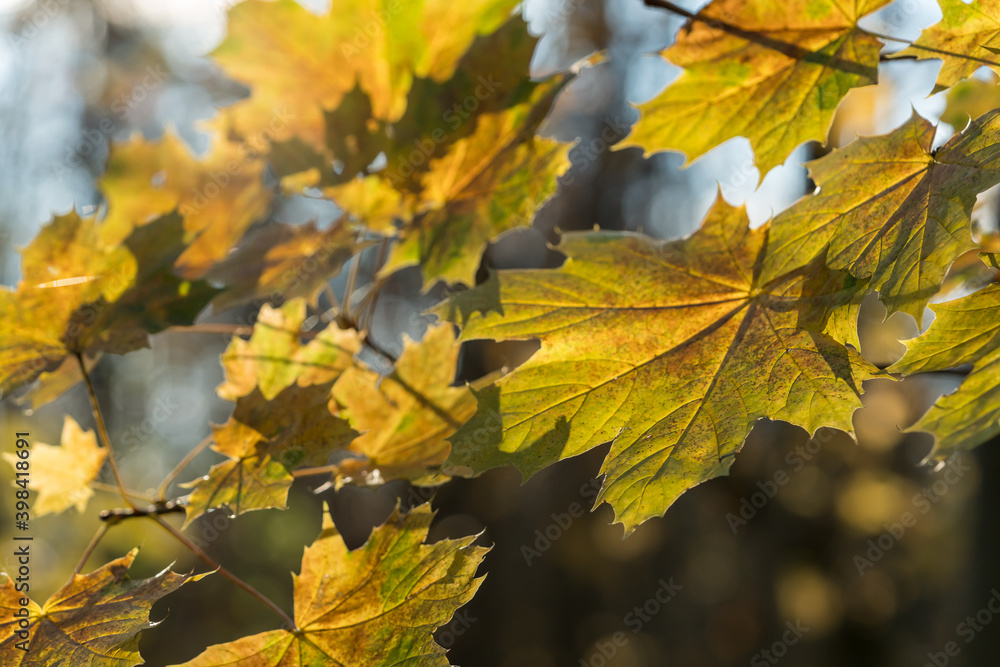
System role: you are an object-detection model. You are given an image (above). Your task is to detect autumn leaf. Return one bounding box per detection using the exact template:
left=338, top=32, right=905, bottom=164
left=176, top=503, right=486, bottom=667
left=100, top=123, right=272, bottom=279
left=941, top=76, right=1000, bottom=129
left=0, top=211, right=218, bottom=397
left=0, top=549, right=203, bottom=666
left=1, top=416, right=105, bottom=516
left=207, top=221, right=361, bottom=313
left=212, top=0, right=520, bottom=152
left=762, top=112, right=1000, bottom=325
left=438, top=199, right=878, bottom=534
left=310, top=18, right=572, bottom=286
left=217, top=299, right=361, bottom=401
left=184, top=383, right=357, bottom=523
left=890, top=278, right=1000, bottom=460
left=330, top=324, right=479, bottom=486
left=892, top=0, right=1000, bottom=87
left=627, top=0, right=890, bottom=176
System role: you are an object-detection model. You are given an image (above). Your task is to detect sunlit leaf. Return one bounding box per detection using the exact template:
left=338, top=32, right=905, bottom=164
left=438, top=199, right=878, bottom=534
left=330, top=324, right=479, bottom=485
left=893, top=0, right=1000, bottom=87
left=762, top=112, right=1000, bottom=324
left=100, top=123, right=272, bottom=278
left=0, top=549, right=203, bottom=666
left=184, top=383, right=357, bottom=523
left=1, top=416, right=105, bottom=516
left=627, top=0, right=890, bottom=176
left=208, top=221, right=360, bottom=313
left=217, top=299, right=361, bottom=401
left=890, top=277, right=1000, bottom=460
left=176, top=504, right=486, bottom=667
left=212, top=0, right=520, bottom=151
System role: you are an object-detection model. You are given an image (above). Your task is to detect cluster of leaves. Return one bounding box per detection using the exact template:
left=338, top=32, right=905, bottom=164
left=3, top=0, right=1000, bottom=663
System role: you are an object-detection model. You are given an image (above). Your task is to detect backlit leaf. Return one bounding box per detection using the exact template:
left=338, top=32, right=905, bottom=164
left=0, top=549, right=202, bottom=666
left=893, top=0, right=1000, bottom=87
left=439, top=199, right=878, bottom=534
left=762, top=112, right=1000, bottom=324
left=176, top=504, right=486, bottom=667
left=890, top=278, right=1000, bottom=460
left=330, top=324, right=478, bottom=485
left=100, top=124, right=272, bottom=279
left=212, top=0, right=520, bottom=151
left=1, top=416, right=106, bottom=516
left=217, top=299, right=361, bottom=401
left=627, top=0, right=890, bottom=176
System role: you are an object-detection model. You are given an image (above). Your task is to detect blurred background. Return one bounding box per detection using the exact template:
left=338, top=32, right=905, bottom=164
left=1, top=0, right=1000, bottom=665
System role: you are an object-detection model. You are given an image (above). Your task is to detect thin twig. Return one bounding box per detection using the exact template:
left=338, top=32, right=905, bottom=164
left=91, top=481, right=155, bottom=503
left=642, top=0, right=1000, bottom=72
left=77, top=353, right=137, bottom=511
left=101, top=498, right=187, bottom=523
left=157, top=435, right=213, bottom=502
left=148, top=515, right=298, bottom=631
left=291, top=464, right=341, bottom=478
left=342, top=234, right=365, bottom=323
left=169, top=323, right=254, bottom=337
left=71, top=523, right=109, bottom=578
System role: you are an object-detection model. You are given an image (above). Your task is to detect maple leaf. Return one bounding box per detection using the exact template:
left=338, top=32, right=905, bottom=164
left=330, top=324, right=479, bottom=486
left=184, top=383, right=358, bottom=523
left=207, top=221, right=361, bottom=313
left=762, top=112, right=1000, bottom=325
left=100, top=124, right=272, bottom=279
left=941, top=76, right=1000, bottom=129
left=306, top=18, right=572, bottom=287
left=438, top=199, right=878, bottom=534
left=1, top=416, right=106, bottom=516
left=0, top=549, right=203, bottom=666
left=628, top=0, right=889, bottom=176
left=217, top=299, right=361, bottom=401
left=212, top=0, right=520, bottom=152
left=175, top=504, right=486, bottom=667
left=890, top=278, right=1000, bottom=460
left=892, top=0, right=1000, bottom=87
left=0, top=211, right=217, bottom=397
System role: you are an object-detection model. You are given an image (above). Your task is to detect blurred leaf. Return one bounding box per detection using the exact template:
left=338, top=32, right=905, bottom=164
left=941, top=76, right=1000, bottom=129
left=891, top=0, right=1000, bottom=87
left=628, top=0, right=890, bottom=175
left=185, top=383, right=357, bottom=523
left=100, top=124, right=272, bottom=279
left=212, top=0, right=521, bottom=151
left=217, top=299, right=361, bottom=401
left=438, top=199, right=878, bottom=534
left=208, top=221, right=361, bottom=312
left=331, top=324, right=479, bottom=485
left=1, top=416, right=106, bottom=516
left=0, top=549, right=202, bottom=666
left=891, top=278, right=1000, bottom=459
left=762, top=112, right=1000, bottom=325
left=176, top=504, right=486, bottom=667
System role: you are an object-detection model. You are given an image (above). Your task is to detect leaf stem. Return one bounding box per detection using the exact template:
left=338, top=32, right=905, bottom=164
left=71, top=523, right=109, bottom=579
left=148, top=514, right=298, bottom=631
left=76, top=353, right=138, bottom=511
left=157, top=435, right=213, bottom=502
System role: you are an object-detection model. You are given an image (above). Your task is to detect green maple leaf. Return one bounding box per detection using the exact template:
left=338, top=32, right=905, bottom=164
left=891, top=274, right=1000, bottom=460
left=762, top=111, right=1000, bottom=325
left=891, top=0, right=1000, bottom=87
left=175, top=504, right=486, bottom=667
left=437, top=199, right=878, bottom=534
left=628, top=0, right=890, bottom=176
